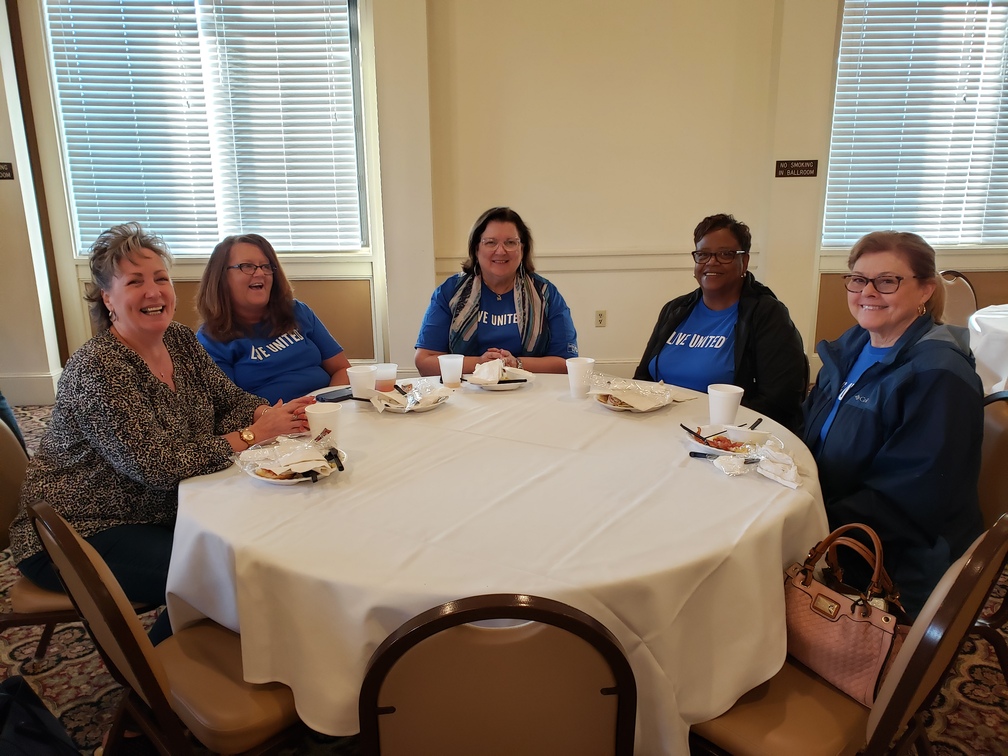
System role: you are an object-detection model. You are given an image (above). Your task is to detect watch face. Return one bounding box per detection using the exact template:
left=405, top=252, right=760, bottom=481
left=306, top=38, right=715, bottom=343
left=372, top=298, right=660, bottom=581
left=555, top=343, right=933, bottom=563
left=241, top=429, right=255, bottom=443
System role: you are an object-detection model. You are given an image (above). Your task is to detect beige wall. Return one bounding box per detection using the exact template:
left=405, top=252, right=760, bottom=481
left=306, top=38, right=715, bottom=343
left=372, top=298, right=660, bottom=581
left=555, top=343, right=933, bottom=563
left=11, top=0, right=992, bottom=404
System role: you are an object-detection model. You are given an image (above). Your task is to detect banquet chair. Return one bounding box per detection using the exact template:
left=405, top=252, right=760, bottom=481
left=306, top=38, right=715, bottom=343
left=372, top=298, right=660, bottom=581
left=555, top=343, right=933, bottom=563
left=28, top=501, right=301, bottom=756
left=0, top=418, right=82, bottom=661
left=689, top=513, right=1008, bottom=756
left=358, top=593, right=637, bottom=756
left=939, top=270, right=978, bottom=327
left=972, top=390, right=1008, bottom=681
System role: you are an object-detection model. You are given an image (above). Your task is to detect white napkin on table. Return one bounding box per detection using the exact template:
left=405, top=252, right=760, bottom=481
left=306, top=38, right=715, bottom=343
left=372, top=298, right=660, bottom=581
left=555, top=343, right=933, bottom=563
left=468, top=359, right=534, bottom=386
left=756, top=447, right=801, bottom=489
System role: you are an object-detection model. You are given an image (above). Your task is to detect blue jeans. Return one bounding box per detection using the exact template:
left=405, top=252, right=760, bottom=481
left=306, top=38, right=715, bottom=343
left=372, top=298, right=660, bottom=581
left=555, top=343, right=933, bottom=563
left=0, top=389, right=27, bottom=454
left=18, top=523, right=174, bottom=645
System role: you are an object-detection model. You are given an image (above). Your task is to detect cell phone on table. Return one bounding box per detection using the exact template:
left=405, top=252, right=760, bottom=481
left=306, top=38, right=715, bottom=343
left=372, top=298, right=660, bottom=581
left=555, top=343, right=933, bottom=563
left=315, top=387, right=353, bottom=402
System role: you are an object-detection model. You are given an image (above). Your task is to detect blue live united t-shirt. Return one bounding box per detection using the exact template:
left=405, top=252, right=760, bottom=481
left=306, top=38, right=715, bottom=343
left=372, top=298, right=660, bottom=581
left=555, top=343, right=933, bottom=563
left=648, top=300, right=737, bottom=392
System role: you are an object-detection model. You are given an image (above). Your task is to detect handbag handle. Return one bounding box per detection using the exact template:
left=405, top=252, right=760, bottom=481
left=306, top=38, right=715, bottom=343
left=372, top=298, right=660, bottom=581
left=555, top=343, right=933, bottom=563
left=825, top=536, right=898, bottom=598
left=800, top=523, right=885, bottom=591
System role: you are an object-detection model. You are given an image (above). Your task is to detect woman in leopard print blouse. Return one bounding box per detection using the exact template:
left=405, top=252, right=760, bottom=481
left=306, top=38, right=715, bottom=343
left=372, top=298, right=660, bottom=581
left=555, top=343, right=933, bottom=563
left=8, top=223, right=312, bottom=643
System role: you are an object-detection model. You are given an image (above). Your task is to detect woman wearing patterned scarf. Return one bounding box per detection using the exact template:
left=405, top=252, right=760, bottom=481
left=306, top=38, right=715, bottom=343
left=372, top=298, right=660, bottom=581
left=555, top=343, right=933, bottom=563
left=415, top=207, right=578, bottom=375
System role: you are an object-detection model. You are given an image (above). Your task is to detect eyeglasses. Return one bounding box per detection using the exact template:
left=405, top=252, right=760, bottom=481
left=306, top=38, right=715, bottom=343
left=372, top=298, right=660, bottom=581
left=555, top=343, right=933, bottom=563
left=227, top=263, right=276, bottom=276
left=843, top=274, right=925, bottom=294
left=480, top=238, right=521, bottom=252
left=692, top=250, right=746, bottom=264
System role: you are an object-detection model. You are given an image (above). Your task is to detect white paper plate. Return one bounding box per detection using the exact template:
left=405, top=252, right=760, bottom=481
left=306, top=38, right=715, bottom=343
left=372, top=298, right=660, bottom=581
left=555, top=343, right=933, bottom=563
left=382, top=395, right=449, bottom=413
left=686, top=425, right=784, bottom=457
left=243, top=449, right=346, bottom=485
left=478, top=381, right=527, bottom=392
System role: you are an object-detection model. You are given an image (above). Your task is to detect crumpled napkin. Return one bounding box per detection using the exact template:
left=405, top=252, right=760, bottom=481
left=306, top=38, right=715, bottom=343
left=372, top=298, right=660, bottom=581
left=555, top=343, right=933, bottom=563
left=364, top=378, right=451, bottom=413
left=237, top=435, right=334, bottom=479
left=756, top=446, right=801, bottom=489
left=468, top=359, right=534, bottom=386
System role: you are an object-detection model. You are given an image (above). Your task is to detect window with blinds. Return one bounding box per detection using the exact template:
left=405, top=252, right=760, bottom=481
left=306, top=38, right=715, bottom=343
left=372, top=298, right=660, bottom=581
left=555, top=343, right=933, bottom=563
left=45, top=0, right=366, bottom=256
left=822, top=0, right=1008, bottom=248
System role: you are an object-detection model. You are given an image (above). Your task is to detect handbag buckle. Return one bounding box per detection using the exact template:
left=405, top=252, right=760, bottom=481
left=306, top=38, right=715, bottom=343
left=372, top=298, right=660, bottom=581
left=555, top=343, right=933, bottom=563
left=812, top=593, right=841, bottom=619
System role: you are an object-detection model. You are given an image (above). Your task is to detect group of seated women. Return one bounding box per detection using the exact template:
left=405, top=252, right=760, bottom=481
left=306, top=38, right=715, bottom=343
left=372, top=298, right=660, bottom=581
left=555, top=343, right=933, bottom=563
left=7, top=208, right=984, bottom=654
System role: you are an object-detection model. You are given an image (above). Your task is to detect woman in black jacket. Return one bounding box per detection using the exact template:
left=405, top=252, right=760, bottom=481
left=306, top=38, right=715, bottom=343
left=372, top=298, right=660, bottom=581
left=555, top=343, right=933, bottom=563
left=634, top=214, right=807, bottom=431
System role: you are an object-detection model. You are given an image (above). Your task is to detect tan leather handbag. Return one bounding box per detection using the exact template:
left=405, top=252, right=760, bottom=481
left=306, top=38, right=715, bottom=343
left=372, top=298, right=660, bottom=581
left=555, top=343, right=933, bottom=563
left=784, top=523, right=909, bottom=706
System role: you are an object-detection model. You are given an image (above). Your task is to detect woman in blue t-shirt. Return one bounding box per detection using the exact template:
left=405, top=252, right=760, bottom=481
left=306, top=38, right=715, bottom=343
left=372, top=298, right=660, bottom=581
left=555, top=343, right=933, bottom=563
left=415, top=207, right=578, bottom=376
left=634, top=213, right=807, bottom=432
left=196, top=234, right=350, bottom=403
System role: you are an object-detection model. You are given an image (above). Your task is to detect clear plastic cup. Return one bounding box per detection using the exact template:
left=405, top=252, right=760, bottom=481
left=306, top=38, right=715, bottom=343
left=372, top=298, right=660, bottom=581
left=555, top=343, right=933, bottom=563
left=374, top=363, right=398, bottom=393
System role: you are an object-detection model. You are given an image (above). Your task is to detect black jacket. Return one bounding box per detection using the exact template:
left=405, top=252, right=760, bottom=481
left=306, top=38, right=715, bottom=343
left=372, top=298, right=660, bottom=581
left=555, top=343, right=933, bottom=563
left=802, top=316, right=984, bottom=617
left=633, top=272, right=807, bottom=432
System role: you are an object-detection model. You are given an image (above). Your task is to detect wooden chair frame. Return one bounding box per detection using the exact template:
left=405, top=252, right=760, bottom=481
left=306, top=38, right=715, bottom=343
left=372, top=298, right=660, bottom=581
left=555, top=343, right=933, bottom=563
left=0, top=420, right=85, bottom=660
left=28, top=501, right=295, bottom=756
left=972, top=390, right=1008, bottom=681
left=359, top=593, right=637, bottom=756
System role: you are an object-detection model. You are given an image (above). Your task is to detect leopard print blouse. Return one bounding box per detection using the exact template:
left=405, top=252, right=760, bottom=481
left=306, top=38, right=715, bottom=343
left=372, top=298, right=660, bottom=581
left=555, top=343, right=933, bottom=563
left=9, top=322, right=265, bottom=564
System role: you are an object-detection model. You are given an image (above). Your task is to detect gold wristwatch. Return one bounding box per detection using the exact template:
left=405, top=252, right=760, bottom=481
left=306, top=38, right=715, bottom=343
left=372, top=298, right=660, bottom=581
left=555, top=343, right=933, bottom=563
left=240, top=427, right=256, bottom=446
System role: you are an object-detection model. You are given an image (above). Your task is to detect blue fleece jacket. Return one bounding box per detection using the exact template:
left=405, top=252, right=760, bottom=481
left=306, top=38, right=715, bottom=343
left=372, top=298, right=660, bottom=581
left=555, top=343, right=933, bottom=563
left=802, top=315, right=984, bottom=617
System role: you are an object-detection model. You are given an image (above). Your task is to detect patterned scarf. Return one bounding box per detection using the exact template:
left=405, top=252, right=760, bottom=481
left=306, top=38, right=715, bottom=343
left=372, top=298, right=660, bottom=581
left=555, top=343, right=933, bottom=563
left=448, top=268, right=548, bottom=356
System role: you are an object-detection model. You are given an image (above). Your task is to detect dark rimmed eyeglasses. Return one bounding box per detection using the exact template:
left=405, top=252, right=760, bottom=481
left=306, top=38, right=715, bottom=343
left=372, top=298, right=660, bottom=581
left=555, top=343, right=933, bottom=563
left=227, top=263, right=276, bottom=276
left=843, top=274, right=926, bottom=294
left=692, top=250, right=746, bottom=264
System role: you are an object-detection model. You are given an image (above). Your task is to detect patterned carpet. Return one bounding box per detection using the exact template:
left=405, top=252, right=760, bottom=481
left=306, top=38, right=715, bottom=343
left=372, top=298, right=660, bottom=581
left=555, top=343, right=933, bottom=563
left=3, top=405, right=1007, bottom=754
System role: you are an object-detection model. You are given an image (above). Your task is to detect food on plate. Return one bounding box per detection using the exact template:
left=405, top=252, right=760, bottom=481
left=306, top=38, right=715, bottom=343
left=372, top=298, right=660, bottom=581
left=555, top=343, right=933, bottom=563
left=701, top=431, right=748, bottom=452
left=254, top=467, right=298, bottom=481
left=597, top=394, right=633, bottom=408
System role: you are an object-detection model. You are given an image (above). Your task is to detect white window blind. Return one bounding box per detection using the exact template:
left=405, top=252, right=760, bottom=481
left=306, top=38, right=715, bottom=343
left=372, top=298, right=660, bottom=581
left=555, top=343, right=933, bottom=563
left=823, top=0, right=1008, bottom=247
left=45, top=0, right=365, bottom=255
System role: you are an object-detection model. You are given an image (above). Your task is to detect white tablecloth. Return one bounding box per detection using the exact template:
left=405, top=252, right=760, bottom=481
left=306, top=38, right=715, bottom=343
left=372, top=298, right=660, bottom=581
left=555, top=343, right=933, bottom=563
left=970, top=304, right=1008, bottom=395
left=167, top=375, right=827, bottom=754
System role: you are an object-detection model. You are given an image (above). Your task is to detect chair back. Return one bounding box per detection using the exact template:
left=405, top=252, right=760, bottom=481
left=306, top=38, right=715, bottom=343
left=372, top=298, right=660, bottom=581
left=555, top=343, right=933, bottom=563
left=26, top=502, right=180, bottom=732
left=939, top=270, right=978, bottom=326
left=864, top=514, right=1008, bottom=752
left=0, top=419, right=29, bottom=549
left=979, top=391, right=1008, bottom=528
left=358, top=593, right=636, bottom=756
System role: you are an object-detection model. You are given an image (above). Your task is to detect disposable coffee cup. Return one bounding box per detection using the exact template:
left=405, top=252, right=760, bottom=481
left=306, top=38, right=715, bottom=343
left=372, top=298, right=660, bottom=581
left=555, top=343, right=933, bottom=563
left=438, top=354, right=465, bottom=388
left=566, top=357, right=595, bottom=399
left=347, top=365, right=377, bottom=398
left=708, top=383, right=744, bottom=425
left=305, top=403, right=341, bottom=448
left=374, top=363, right=398, bottom=393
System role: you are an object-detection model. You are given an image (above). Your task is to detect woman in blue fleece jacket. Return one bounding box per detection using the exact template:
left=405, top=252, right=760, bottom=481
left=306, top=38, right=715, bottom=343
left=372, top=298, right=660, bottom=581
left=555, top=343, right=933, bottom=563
left=802, top=231, right=984, bottom=618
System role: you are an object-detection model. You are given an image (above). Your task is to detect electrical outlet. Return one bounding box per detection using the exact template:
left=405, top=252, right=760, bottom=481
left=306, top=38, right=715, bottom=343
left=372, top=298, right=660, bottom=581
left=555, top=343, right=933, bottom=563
left=595, top=310, right=607, bottom=328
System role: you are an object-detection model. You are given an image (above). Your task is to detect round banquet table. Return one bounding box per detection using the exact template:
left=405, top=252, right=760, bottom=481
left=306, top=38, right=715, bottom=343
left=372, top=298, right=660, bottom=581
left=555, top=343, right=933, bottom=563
left=969, top=304, right=1008, bottom=395
left=167, top=374, right=827, bottom=754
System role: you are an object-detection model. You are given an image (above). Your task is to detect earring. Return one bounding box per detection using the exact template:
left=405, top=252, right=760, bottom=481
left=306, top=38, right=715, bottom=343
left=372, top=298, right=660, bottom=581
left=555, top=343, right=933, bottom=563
left=109, top=309, right=117, bottom=322
left=918, top=303, right=926, bottom=316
